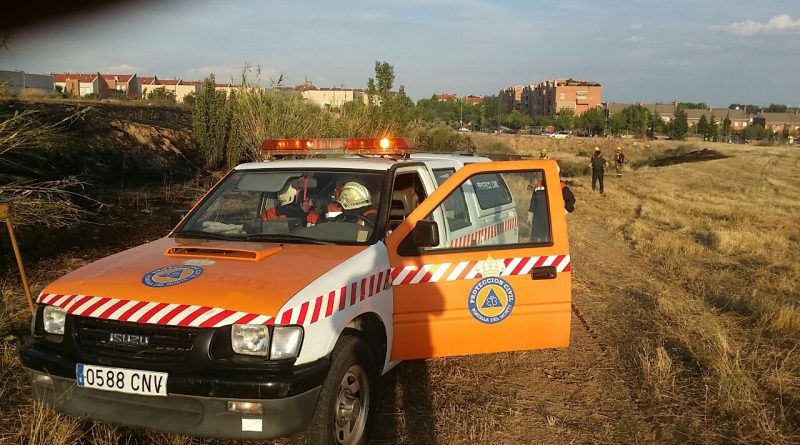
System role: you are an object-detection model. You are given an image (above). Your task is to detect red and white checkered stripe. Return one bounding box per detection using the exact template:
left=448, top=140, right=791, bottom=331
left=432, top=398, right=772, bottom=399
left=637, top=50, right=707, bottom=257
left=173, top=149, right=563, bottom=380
left=36, top=293, right=273, bottom=328
left=390, top=254, right=570, bottom=286
left=275, top=268, right=392, bottom=326
left=449, top=217, right=518, bottom=248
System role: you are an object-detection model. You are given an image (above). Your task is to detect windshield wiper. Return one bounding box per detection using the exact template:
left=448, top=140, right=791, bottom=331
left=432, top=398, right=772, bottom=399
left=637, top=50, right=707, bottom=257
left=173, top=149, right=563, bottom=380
left=243, top=233, right=335, bottom=245
left=173, top=230, right=241, bottom=241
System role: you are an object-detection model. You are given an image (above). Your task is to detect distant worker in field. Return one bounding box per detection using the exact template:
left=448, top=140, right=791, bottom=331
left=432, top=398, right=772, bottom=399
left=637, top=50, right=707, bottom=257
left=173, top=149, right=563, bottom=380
left=614, top=146, right=625, bottom=177
left=589, top=147, right=608, bottom=194
left=538, top=148, right=549, bottom=160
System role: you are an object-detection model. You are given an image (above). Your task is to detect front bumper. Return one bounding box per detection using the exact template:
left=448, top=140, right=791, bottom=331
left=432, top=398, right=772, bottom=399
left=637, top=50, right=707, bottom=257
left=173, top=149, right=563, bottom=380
left=22, top=344, right=329, bottom=439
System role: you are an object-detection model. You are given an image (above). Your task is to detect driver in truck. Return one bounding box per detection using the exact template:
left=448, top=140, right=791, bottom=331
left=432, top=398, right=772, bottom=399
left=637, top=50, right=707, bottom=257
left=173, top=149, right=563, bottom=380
left=262, top=182, right=319, bottom=226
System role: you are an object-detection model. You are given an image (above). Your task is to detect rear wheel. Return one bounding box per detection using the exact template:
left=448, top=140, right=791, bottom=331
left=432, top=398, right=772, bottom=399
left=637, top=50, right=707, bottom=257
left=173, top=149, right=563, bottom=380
left=293, top=333, right=378, bottom=445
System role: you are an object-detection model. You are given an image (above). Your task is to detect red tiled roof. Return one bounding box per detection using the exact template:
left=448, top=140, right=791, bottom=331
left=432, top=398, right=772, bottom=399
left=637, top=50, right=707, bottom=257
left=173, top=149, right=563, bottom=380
left=215, top=83, right=231, bottom=87
left=139, top=76, right=157, bottom=85
left=160, top=79, right=181, bottom=86
left=52, top=73, right=97, bottom=83
left=99, top=73, right=134, bottom=82
left=180, top=81, right=203, bottom=86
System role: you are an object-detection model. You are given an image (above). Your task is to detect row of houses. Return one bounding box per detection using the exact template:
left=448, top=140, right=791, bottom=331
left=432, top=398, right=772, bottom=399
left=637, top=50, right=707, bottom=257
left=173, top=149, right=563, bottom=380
left=1, top=69, right=375, bottom=108
left=607, top=102, right=800, bottom=133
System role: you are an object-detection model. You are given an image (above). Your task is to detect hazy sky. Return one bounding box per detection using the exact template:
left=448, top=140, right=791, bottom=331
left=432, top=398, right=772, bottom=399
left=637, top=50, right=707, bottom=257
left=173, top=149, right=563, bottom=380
left=2, top=0, right=799, bottom=105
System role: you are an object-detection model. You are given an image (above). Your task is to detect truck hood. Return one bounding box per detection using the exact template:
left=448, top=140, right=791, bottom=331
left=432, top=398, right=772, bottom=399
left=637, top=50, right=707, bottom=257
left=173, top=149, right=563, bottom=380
left=38, top=237, right=365, bottom=327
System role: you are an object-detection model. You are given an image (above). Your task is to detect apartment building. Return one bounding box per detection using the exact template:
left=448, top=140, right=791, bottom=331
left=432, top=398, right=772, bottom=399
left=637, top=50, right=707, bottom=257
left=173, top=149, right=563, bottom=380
left=499, top=85, right=524, bottom=113
left=524, top=79, right=602, bottom=117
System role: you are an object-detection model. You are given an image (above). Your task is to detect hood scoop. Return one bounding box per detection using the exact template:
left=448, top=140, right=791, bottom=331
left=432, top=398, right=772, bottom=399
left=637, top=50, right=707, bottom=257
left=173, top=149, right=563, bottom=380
left=166, top=245, right=283, bottom=261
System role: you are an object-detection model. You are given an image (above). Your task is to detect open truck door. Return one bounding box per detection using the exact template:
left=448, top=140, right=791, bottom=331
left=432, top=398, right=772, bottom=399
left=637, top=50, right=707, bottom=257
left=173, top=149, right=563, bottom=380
left=386, top=160, right=571, bottom=360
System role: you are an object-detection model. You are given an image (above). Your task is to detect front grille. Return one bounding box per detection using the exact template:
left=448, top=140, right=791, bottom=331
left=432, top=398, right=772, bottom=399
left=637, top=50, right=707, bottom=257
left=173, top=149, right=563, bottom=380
left=74, top=317, right=202, bottom=363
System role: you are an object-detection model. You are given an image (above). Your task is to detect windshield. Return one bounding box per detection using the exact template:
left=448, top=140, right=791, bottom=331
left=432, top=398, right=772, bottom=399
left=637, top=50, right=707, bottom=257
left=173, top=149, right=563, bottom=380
left=177, top=170, right=386, bottom=244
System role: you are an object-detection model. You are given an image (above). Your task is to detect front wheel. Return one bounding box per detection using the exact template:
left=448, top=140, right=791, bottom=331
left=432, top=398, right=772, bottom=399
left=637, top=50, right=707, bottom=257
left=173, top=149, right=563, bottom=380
left=293, top=334, right=378, bottom=445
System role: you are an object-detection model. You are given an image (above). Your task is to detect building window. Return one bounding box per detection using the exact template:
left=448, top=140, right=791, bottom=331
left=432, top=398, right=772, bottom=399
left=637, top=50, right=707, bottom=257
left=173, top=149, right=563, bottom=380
left=560, top=93, right=565, bottom=100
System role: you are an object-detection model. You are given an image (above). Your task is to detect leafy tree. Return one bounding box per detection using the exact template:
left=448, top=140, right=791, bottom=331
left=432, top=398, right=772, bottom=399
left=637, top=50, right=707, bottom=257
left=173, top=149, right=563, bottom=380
left=721, top=115, right=732, bottom=140
left=608, top=112, right=627, bottom=136
left=678, top=102, right=708, bottom=110
left=672, top=109, right=689, bottom=140
left=708, top=114, right=719, bottom=141
left=743, top=123, right=768, bottom=141
left=555, top=108, right=575, bottom=130
left=620, top=105, right=650, bottom=137
left=766, top=104, right=788, bottom=113
left=146, top=87, right=176, bottom=103
left=182, top=91, right=197, bottom=107
left=729, top=104, right=759, bottom=114
left=504, top=110, right=532, bottom=130
left=649, top=111, right=665, bottom=137
left=481, top=95, right=507, bottom=129
left=575, top=107, right=606, bottom=135
left=193, top=74, right=232, bottom=168
left=697, top=114, right=709, bottom=138
left=365, top=61, right=413, bottom=135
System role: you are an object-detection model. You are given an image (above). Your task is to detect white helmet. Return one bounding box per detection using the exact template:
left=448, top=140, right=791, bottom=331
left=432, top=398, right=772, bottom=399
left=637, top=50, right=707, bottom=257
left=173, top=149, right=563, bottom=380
left=278, top=184, right=297, bottom=206
left=336, top=182, right=371, bottom=210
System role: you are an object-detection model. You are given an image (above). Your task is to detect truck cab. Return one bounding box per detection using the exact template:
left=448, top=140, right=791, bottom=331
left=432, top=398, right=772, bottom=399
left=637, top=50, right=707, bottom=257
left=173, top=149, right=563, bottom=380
left=22, top=138, right=571, bottom=444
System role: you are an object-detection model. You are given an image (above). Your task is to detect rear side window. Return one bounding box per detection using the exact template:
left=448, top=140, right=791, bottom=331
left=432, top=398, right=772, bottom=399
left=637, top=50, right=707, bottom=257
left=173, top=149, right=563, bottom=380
left=432, top=168, right=454, bottom=186
left=472, top=173, right=512, bottom=209
left=432, top=168, right=470, bottom=231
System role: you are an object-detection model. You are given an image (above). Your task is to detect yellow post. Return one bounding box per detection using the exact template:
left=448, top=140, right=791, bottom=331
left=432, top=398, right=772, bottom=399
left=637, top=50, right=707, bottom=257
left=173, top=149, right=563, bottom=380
left=1, top=202, right=35, bottom=314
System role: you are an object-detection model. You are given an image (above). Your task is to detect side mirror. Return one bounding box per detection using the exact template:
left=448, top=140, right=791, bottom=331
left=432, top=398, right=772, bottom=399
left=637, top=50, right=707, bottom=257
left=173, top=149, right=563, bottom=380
left=412, top=220, right=439, bottom=248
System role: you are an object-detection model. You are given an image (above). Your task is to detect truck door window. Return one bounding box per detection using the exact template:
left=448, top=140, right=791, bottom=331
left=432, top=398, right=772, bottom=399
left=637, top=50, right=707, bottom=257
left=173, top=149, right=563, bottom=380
left=412, top=170, right=551, bottom=251
left=432, top=168, right=471, bottom=232
left=389, top=172, right=428, bottom=230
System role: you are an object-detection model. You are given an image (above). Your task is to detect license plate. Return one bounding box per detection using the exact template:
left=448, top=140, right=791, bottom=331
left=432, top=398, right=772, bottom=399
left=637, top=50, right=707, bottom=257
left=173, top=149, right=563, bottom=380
left=76, top=363, right=168, bottom=397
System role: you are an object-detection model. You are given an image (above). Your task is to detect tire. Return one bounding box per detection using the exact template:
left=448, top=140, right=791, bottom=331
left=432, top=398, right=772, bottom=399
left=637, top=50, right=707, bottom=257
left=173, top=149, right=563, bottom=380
left=292, top=333, right=378, bottom=445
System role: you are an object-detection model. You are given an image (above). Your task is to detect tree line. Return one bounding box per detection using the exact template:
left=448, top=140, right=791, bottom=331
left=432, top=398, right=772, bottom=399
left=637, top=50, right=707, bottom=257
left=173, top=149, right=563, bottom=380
left=191, top=62, right=475, bottom=169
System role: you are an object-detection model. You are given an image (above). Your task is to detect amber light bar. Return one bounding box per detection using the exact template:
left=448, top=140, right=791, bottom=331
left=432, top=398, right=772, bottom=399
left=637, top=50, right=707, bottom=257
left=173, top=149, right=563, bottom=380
left=261, top=137, right=413, bottom=154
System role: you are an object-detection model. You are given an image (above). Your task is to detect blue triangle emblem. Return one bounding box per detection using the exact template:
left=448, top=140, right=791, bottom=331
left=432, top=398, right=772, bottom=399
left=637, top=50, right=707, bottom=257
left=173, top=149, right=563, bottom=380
left=163, top=270, right=184, bottom=279
left=481, top=289, right=503, bottom=308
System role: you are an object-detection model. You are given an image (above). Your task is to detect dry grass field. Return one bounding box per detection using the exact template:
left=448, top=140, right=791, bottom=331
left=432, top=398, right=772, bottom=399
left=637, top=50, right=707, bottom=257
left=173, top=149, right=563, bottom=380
left=1, top=134, right=798, bottom=444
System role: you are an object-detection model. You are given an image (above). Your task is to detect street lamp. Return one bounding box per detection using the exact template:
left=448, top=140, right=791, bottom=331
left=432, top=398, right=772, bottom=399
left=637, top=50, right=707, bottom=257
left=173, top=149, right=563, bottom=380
left=460, top=97, right=463, bottom=129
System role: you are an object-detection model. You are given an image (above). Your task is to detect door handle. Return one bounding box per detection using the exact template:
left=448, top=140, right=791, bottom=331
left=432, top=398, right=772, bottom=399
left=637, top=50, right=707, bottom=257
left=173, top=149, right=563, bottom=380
left=531, top=266, right=557, bottom=280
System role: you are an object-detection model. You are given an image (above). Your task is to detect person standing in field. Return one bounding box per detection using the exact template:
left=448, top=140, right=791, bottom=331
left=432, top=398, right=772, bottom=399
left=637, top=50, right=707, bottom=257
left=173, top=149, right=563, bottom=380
left=539, top=148, right=549, bottom=160
left=614, top=146, right=625, bottom=177
left=589, top=147, right=608, bottom=194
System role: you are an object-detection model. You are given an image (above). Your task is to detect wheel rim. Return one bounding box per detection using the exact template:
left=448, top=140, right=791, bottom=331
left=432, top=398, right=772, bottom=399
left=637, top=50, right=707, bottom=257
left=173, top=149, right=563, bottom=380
left=334, top=364, right=369, bottom=444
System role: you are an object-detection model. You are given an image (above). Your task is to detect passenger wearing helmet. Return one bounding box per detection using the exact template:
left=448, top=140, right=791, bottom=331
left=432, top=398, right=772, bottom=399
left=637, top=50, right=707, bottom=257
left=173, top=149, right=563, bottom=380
left=262, top=183, right=319, bottom=226
left=614, top=146, right=625, bottom=177
left=335, top=181, right=377, bottom=226
left=538, top=148, right=549, bottom=160
left=589, top=147, right=608, bottom=194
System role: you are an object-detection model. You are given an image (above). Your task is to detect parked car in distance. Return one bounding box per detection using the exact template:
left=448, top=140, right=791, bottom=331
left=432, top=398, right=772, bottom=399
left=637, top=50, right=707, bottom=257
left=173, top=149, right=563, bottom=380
left=548, top=131, right=569, bottom=139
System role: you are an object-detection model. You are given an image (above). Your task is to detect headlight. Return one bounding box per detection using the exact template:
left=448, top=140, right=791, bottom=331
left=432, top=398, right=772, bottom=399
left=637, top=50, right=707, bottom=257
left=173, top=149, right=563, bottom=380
left=43, top=306, right=66, bottom=335
left=231, top=324, right=270, bottom=356
left=271, top=326, right=303, bottom=360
